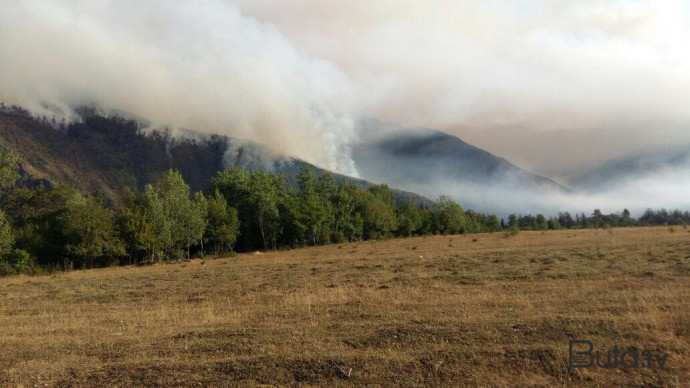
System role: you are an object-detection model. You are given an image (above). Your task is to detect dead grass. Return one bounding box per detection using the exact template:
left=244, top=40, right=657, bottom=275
left=1, top=227, right=688, bottom=386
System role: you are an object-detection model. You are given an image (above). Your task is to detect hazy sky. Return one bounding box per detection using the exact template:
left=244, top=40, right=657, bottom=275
left=233, top=0, right=690, bottom=179
left=1, top=0, right=690, bottom=180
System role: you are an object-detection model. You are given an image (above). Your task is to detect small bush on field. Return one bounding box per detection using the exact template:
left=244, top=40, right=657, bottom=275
left=0, top=249, right=37, bottom=277
left=504, top=226, right=519, bottom=238
left=0, top=260, right=15, bottom=276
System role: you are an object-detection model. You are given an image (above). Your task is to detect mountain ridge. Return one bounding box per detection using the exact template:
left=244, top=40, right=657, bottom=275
left=569, top=144, right=690, bottom=192
left=350, top=118, right=572, bottom=212
left=0, top=108, right=432, bottom=207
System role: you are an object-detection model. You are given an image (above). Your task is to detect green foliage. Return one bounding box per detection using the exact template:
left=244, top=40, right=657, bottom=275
left=0, top=210, right=15, bottom=257
left=3, top=249, right=35, bottom=275
left=117, top=170, right=209, bottom=262
left=547, top=218, right=561, bottom=230
left=117, top=188, right=157, bottom=260
left=0, top=151, right=20, bottom=189
left=158, top=170, right=206, bottom=258
left=61, top=194, right=125, bottom=268
left=205, top=191, right=240, bottom=254
left=247, top=171, right=282, bottom=249
left=368, top=184, right=396, bottom=208
left=1, top=185, right=78, bottom=264
left=434, top=196, right=467, bottom=235
left=0, top=260, right=15, bottom=276
left=396, top=202, right=421, bottom=237
left=357, top=189, right=397, bottom=239
left=297, top=167, right=332, bottom=245
left=210, top=167, right=284, bottom=250
left=508, top=214, right=518, bottom=229
left=485, top=214, right=501, bottom=233
left=2, top=148, right=690, bottom=276
left=142, top=183, right=170, bottom=260
left=333, top=182, right=363, bottom=241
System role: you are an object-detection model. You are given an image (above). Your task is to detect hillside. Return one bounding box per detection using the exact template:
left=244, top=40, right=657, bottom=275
left=570, top=145, right=690, bottom=192
left=352, top=118, right=572, bottom=210
left=0, top=108, right=431, bottom=206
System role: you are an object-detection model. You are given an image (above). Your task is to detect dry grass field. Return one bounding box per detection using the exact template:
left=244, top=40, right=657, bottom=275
left=0, top=227, right=689, bottom=386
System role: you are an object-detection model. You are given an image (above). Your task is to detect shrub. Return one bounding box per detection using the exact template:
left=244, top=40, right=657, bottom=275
left=0, top=260, right=16, bottom=276
left=0, top=249, right=35, bottom=276
left=7, top=249, right=31, bottom=274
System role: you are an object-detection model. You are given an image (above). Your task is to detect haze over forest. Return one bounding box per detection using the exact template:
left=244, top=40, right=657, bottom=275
left=1, top=0, right=690, bottom=215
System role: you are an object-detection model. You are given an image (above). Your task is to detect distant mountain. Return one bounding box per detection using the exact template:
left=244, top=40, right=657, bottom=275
left=0, top=106, right=575, bottom=213
left=351, top=118, right=571, bottom=210
left=569, top=145, right=690, bottom=192
left=0, top=107, right=431, bottom=206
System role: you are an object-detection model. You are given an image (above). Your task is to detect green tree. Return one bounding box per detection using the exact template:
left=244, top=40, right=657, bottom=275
left=332, top=182, right=361, bottom=241
left=117, top=188, right=157, bottom=263
left=621, top=208, right=634, bottom=226
left=464, top=210, right=484, bottom=233
left=62, top=195, right=125, bottom=268
left=248, top=171, right=282, bottom=249
left=277, top=191, right=305, bottom=248
left=0, top=151, right=20, bottom=189
left=205, top=191, right=240, bottom=254
left=357, top=190, right=397, bottom=239
left=396, top=201, right=421, bottom=237
left=547, top=217, right=561, bottom=230
left=190, top=192, right=208, bottom=256
left=0, top=210, right=14, bottom=257
left=368, top=184, right=396, bottom=208
left=2, top=184, right=78, bottom=266
left=142, top=183, right=170, bottom=260
left=157, top=169, right=206, bottom=259
left=486, top=214, right=501, bottom=232
left=209, top=166, right=250, bottom=210
left=434, top=196, right=467, bottom=235
left=508, top=214, right=518, bottom=229
left=418, top=206, right=434, bottom=235
left=297, top=167, right=331, bottom=244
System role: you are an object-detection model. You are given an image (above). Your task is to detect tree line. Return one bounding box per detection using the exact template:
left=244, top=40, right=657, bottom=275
left=0, top=151, right=687, bottom=276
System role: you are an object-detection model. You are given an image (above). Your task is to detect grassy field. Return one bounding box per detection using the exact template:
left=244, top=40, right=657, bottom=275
left=0, top=227, right=688, bottom=386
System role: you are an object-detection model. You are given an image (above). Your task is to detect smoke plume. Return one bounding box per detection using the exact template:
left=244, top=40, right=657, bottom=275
left=0, top=0, right=359, bottom=175
left=2, top=0, right=690, bottom=214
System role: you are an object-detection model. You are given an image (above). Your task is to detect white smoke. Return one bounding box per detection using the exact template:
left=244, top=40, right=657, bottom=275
left=3, top=0, right=690, bottom=215
left=0, top=0, right=359, bottom=176
left=401, top=164, right=690, bottom=218
left=233, top=0, right=690, bottom=178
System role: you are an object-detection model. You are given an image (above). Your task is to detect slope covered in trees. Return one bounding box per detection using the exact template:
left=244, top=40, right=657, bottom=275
left=0, top=149, right=499, bottom=274
left=0, top=106, right=688, bottom=276
left=351, top=118, right=572, bottom=212
left=0, top=107, right=430, bottom=206
left=0, top=146, right=686, bottom=277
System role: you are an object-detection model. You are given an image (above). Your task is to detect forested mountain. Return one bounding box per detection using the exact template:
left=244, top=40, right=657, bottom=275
left=0, top=107, right=430, bottom=206
left=351, top=118, right=571, bottom=209
left=569, top=145, right=690, bottom=192
left=0, top=105, right=687, bottom=275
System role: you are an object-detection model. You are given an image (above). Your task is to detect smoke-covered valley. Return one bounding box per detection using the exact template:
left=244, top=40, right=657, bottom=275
left=1, top=0, right=690, bottom=216
left=350, top=119, right=690, bottom=216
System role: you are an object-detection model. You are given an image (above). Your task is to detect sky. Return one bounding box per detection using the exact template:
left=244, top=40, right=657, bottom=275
left=1, top=0, right=689, bottom=182
left=231, top=0, right=690, bottom=179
